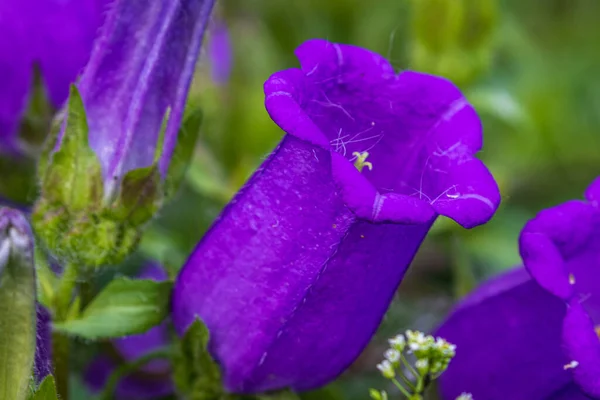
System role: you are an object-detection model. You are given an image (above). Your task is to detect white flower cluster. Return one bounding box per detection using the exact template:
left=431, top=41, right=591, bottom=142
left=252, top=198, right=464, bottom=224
left=404, top=330, right=456, bottom=376
left=371, top=330, right=460, bottom=400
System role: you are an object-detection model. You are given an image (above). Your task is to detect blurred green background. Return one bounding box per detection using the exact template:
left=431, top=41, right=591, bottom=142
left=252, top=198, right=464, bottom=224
left=9, top=0, right=600, bottom=398
left=147, top=0, right=600, bottom=398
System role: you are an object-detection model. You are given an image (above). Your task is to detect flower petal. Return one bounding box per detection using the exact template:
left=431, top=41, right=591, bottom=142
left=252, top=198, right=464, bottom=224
left=437, top=268, right=572, bottom=400
left=562, top=300, right=600, bottom=398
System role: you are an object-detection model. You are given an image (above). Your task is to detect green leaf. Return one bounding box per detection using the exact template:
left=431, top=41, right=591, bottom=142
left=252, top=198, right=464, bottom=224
left=42, top=84, right=104, bottom=211
left=165, top=108, right=203, bottom=198
left=29, top=376, right=58, bottom=400
left=114, top=165, right=163, bottom=226
left=173, top=319, right=222, bottom=398
left=53, top=277, right=172, bottom=339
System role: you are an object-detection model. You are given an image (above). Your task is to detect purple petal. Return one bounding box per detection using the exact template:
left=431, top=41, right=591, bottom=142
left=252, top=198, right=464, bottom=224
left=113, top=323, right=170, bottom=374
left=172, top=39, right=500, bottom=393
left=0, top=2, right=31, bottom=152
left=0, top=0, right=107, bottom=151
left=71, top=0, right=215, bottom=192
left=33, top=0, right=109, bottom=107
left=562, top=300, right=600, bottom=397
left=34, top=306, right=53, bottom=382
left=518, top=177, right=600, bottom=396
left=85, top=356, right=173, bottom=399
left=208, top=20, right=232, bottom=85
left=437, top=268, right=573, bottom=400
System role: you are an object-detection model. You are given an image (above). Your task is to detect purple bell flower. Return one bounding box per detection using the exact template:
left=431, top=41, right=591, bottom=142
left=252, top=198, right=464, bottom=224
left=436, top=176, right=600, bottom=399
left=0, top=0, right=107, bottom=154
left=172, top=39, right=500, bottom=393
left=84, top=263, right=173, bottom=399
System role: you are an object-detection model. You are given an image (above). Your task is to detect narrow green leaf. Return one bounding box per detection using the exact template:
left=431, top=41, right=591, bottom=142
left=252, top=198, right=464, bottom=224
left=53, top=278, right=172, bottom=339
left=29, top=376, right=58, bottom=400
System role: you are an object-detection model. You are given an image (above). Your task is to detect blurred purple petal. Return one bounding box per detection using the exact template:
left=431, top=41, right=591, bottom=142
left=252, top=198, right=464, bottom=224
left=437, top=268, right=572, bottom=400
left=85, top=356, right=173, bottom=400
left=0, top=0, right=108, bottom=151
left=172, top=39, right=500, bottom=393
left=209, top=20, right=232, bottom=85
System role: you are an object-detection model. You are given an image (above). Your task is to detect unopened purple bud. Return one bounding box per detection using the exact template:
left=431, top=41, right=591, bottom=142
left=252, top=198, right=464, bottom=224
left=66, top=0, right=215, bottom=197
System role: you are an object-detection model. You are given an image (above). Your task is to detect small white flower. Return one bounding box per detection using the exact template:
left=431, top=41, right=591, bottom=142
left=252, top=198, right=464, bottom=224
left=415, top=358, right=429, bottom=374
left=388, top=334, right=406, bottom=351
left=384, top=349, right=401, bottom=363
left=377, top=360, right=395, bottom=378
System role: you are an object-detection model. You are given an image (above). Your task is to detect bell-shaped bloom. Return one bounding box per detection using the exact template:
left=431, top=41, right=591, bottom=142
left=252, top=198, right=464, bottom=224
left=436, top=176, right=600, bottom=400
left=0, top=0, right=107, bottom=154
left=84, top=263, right=173, bottom=399
left=33, top=0, right=215, bottom=266
left=172, top=39, right=500, bottom=393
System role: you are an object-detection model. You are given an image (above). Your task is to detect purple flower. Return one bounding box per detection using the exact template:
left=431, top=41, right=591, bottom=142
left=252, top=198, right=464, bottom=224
left=67, top=0, right=215, bottom=197
left=0, top=0, right=107, bottom=154
left=85, top=263, right=173, bottom=399
left=172, top=39, right=500, bottom=393
left=436, top=176, right=600, bottom=400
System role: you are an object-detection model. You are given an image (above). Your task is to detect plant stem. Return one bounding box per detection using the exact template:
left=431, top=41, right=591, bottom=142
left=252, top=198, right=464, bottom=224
left=392, top=377, right=413, bottom=399
left=52, top=262, right=79, bottom=400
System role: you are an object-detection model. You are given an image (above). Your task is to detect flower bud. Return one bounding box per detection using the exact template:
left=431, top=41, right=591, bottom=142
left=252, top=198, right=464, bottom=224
left=0, top=207, right=36, bottom=399
left=33, top=0, right=215, bottom=267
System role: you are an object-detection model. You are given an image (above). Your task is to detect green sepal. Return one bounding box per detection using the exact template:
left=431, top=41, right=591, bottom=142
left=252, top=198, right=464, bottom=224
left=173, top=319, right=223, bottom=399
left=28, top=376, right=58, bottom=400
left=19, top=65, right=55, bottom=151
left=53, top=277, right=172, bottom=339
left=34, top=248, right=58, bottom=310
left=112, top=165, right=163, bottom=227
left=0, top=229, right=36, bottom=400
left=31, top=199, right=140, bottom=267
left=41, top=84, right=104, bottom=211
left=165, top=107, right=203, bottom=198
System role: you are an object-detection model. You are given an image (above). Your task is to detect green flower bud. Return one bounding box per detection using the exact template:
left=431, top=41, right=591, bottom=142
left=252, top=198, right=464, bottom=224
left=0, top=208, right=36, bottom=399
